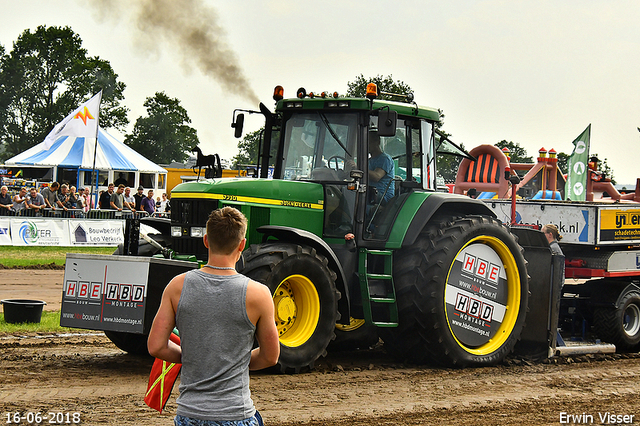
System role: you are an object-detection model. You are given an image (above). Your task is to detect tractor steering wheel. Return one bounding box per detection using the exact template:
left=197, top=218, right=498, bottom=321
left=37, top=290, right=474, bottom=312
left=327, top=155, right=346, bottom=171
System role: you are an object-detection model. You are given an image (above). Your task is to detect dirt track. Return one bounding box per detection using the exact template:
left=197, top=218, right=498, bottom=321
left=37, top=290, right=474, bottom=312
left=1, top=270, right=640, bottom=425
left=1, top=334, right=640, bottom=425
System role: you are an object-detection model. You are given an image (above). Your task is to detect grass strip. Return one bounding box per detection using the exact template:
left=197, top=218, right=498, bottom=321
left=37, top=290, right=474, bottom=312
left=0, top=246, right=116, bottom=268
left=0, top=310, right=88, bottom=335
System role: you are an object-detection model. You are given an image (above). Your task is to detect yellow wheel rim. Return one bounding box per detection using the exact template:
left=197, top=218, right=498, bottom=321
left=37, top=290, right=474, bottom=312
left=335, top=317, right=366, bottom=332
left=273, top=274, right=320, bottom=347
left=445, top=236, right=521, bottom=356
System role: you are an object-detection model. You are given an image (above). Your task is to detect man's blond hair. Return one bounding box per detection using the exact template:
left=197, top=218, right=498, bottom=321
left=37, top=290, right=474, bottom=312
left=206, top=207, right=247, bottom=255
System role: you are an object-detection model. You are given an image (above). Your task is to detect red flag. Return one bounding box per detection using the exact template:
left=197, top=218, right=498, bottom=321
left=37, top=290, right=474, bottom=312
left=144, top=333, right=181, bottom=413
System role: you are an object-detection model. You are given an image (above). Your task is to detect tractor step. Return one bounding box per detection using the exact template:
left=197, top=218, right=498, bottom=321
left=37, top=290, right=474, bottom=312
left=359, top=249, right=398, bottom=327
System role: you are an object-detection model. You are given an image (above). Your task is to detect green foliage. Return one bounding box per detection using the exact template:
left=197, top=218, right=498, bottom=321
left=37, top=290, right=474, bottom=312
left=437, top=148, right=465, bottom=184
left=495, top=140, right=533, bottom=163
left=124, top=91, right=199, bottom=164
left=233, top=129, right=263, bottom=168
left=232, top=128, right=281, bottom=170
left=346, top=74, right=414, bottom=102
left=0, top=26, right=128, bottom=161
left=557, top=152, right=569, bottom=175
left=592, top=153, right=616, bottom=185
left=557, top=151, right=615, bottom=184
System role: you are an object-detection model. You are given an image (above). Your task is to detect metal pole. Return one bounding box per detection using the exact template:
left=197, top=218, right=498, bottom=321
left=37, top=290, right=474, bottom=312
left=89, top=91, right=103, bottom=211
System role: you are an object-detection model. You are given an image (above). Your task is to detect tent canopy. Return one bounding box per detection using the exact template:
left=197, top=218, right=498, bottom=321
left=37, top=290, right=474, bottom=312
left=5, top=127, right=166, bottom=174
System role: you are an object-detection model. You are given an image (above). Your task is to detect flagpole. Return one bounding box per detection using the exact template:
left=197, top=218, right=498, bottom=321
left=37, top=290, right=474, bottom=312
left=90, top=90, right=103, bottom=211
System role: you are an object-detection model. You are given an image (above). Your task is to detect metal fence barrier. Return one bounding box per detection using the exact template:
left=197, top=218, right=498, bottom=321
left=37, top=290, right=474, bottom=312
left=0, top=208, right=167, bottom=219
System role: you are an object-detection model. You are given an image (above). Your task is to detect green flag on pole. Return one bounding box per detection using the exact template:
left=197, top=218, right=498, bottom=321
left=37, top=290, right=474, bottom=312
left=565, top=124, right=591, bottom=201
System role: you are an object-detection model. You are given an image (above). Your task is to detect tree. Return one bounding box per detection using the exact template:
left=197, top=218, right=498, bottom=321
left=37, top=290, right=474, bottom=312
left=495, top=140, right=533, bottom=163
left=0, top=26, right=128, bottom=161
left=233, top=129, right=262, bottom=168
left=125, top=92, right=199, bottom=164
left=346, top=74, right=414, bottom=102
left=557, top=151, right=615, bottom=184
left=557, top=152, right=569, bottom=175
left=437, top=141, right=465, bottom=183
left=592, top=153, right=616, bottom=185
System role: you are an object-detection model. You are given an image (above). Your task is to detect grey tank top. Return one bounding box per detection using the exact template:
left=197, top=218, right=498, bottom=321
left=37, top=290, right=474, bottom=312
left=175, top=269, right=256, bottom=420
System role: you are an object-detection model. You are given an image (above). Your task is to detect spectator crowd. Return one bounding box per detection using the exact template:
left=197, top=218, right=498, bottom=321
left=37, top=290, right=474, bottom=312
left=0, top=181, right=170, bottom=218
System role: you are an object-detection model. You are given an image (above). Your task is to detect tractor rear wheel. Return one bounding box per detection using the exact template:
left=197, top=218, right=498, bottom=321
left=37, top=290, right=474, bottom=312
left=594, top=287, right=640, bottom=350
left=380, top=215, right=529, bottom=367
left=240, top=242, right=341, bottom=373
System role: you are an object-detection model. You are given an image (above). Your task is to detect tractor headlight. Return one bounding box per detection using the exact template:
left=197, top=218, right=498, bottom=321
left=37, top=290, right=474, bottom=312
left=190, top=227, right=205, bottom=238
left=171, top=226, right=182, bottom=237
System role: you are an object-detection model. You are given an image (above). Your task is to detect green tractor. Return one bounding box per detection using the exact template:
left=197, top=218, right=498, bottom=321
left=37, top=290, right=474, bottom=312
left=165, top=84, right=532, bottom=372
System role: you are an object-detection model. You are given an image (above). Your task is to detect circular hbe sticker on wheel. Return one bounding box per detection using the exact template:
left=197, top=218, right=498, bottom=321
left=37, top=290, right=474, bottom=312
left=445, top=243, right=508, bottom=347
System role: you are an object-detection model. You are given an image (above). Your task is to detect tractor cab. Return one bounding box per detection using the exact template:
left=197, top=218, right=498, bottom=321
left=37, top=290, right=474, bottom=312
left=234, top=84, right=442, bottom=243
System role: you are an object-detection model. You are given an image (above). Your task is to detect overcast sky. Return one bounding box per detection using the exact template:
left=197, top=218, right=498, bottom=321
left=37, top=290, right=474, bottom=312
left=1, top=0, right=639, bottom=184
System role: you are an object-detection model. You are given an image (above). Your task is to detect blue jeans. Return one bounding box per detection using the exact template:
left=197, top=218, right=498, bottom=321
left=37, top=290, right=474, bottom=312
left=174, top=412, right=263, bottom=426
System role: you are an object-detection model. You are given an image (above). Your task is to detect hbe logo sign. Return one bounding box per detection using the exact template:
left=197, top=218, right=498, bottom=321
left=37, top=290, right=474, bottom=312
left=65, top=281, right=144, bottom=302
left=462, top=253, right=500, bottom=284
left=65, top=281, right=102, bottom=300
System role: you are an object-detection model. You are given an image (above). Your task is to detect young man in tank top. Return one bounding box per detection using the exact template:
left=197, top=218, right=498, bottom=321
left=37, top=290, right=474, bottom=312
left=148, top=207, right=280, bottom=426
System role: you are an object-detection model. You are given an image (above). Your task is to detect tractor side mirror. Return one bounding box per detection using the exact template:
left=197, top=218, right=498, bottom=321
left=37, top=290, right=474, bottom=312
left=232, top=113, right=245, bottom=138
left=377, top=110, right=397, bottom=137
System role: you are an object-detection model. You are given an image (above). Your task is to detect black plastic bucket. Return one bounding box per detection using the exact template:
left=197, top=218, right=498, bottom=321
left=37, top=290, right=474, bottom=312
left=1, top=299, right=47, bottom=324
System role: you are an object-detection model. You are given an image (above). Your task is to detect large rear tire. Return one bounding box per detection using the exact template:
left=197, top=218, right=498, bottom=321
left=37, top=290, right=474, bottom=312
left=240, top=243, right=341, bottom=373
left=380, top=215, right=529, bottom=367
left=594, top=287, right=640, bottom=350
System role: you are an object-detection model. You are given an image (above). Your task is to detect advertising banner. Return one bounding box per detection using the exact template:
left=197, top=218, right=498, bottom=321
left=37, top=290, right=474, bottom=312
left=486, top=201, right=595, bottom=245
left=61, top=254, right=151, bottom=333
left=10, top=218, right=70, bottom=246
left=0, top=218, right=11, bottom=245
left=60, top=254, right=197, bottom=334
left=599, top=208, right=640, bottom=243
left=445, top=243, right=507, bottom=347
left=565, top=124, right=591, bottom=202
left=69, top=220, right=124, bottom=246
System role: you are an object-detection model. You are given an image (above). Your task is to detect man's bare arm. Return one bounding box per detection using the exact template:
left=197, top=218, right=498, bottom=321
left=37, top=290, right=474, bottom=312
left=247, top=281, right=280, bottom=370
left=147, top=275, right=183, bottom=363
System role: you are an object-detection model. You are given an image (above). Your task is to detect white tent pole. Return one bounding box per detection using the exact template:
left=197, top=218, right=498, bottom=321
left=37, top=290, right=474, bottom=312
left=89, top=90, right=103, bottom=211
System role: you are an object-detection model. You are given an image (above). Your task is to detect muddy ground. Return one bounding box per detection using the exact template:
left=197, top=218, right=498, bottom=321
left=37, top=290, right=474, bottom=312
left=1, top=270, right=640, bottom=425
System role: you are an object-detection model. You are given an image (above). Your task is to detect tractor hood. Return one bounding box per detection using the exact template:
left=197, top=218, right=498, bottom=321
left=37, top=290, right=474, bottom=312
left=170, top=178, right=325, bottom=211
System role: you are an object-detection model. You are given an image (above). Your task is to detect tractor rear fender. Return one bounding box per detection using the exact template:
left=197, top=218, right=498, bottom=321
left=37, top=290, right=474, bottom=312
left=256, top=225, right=350, bottom=324
left=400, top=193, right=497, bottom=248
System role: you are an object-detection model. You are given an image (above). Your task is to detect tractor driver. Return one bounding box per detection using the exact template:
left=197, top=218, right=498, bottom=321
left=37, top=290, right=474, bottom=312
left=344, top=131, right=395, bottom=204
left=367, top=132, right=395, bottom=203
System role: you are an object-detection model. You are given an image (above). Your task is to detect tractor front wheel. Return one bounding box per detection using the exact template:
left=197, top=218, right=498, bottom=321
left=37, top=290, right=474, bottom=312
left=240, top=243, right=341, bottom=373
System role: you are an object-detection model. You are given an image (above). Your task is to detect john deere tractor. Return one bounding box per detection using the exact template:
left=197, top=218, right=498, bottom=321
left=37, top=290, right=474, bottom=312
left=156, top=83, right=541, bottom=372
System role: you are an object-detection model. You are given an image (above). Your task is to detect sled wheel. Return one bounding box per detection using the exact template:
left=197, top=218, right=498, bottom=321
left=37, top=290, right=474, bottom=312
left=106, top=234, right=172, bottom=355
left=104, top=330, right=149, bottom=355
left=594, top=288, right=640, bottom=350
left=240, top=243, right=340, bottom=373
left=380, top=215, right=529, bottom=367
left=330, top=318, right=379, bottom=351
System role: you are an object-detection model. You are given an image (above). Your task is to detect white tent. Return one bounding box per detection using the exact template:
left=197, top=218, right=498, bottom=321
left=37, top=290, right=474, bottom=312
left=5, top=127, right=167, bottom=192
